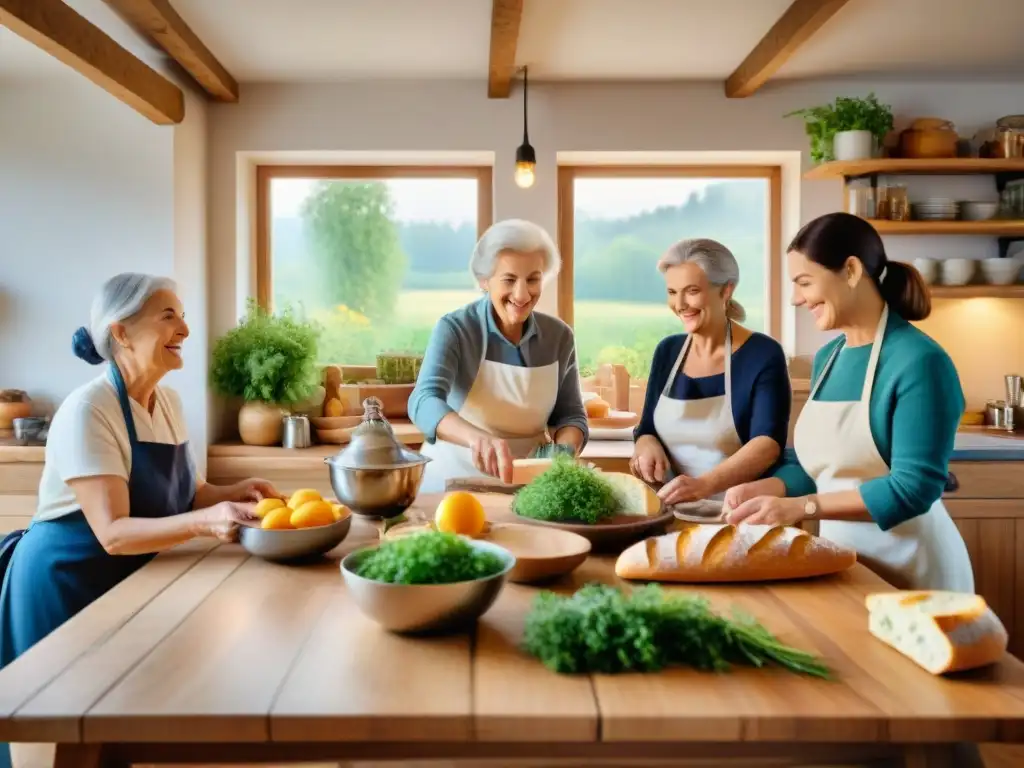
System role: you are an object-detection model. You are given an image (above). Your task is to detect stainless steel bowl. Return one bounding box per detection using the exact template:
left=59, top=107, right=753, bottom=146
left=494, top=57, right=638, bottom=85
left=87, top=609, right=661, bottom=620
left=239, top=515, right=352, bottom=562
left=340, top=539, right=515, bottom=633
left=327, top=462, right=427, bottom=518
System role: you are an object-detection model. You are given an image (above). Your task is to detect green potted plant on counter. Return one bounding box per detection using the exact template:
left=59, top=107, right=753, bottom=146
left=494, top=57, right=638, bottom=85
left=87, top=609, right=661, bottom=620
left=211, top=300, right=322, bottom=446
left=786, top=93, right=894, bottom=164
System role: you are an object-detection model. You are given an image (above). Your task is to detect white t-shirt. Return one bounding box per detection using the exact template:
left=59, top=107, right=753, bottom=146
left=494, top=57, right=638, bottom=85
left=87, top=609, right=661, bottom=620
left=34, top=373, right=198, bottom=522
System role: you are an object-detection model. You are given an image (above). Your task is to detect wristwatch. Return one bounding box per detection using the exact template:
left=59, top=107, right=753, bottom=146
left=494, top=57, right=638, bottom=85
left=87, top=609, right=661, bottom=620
left=802, top=495, right=819, bottom=518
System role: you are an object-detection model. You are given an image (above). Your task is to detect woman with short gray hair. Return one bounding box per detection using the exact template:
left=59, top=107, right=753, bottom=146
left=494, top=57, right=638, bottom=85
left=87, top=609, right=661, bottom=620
left=0, top=274, right=280, bottom=706
left=409, top=219, right=588, bottom=491
left=631, top=238, right=791, bottom=507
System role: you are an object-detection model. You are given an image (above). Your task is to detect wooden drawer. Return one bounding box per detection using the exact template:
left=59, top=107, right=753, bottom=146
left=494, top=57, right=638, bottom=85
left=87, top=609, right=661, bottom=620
left=945, top=462, right=1024, bottom=499
left=0, top=462, right=44, bottom=494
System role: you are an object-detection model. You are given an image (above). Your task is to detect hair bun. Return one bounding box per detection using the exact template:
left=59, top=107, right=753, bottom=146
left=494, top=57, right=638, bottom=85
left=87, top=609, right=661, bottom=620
left=72, top=326, right=105, bottom=365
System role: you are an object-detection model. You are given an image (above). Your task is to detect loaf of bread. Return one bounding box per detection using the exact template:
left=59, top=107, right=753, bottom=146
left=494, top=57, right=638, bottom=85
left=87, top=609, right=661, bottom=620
left=615, top=522, right=856, bottom=582
left=511, top=458, right=553, bottom=485
left=602, top=471, right=661, bottom=516
left=865, top=590, right=1007, bottom=675
left=585, top=396, right=611, bottom=419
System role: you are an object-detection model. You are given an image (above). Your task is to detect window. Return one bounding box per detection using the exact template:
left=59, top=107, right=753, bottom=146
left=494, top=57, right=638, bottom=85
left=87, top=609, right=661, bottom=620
left=256, top=166, right=493, bottom=364
left=557, top=166, right=782, bottom=379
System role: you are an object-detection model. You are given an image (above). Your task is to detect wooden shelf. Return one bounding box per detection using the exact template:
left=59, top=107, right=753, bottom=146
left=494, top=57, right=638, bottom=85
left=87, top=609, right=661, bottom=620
left=929, top=284, right=1024, bottom=299
left=869, top=219, right=1024, bottom=236
left=805, top=158, right=1024, bottom=180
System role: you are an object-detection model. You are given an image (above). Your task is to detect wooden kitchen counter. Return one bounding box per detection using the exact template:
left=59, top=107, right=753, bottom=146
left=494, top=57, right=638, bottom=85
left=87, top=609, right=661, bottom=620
left=2, top=494, right=1024, bottom=768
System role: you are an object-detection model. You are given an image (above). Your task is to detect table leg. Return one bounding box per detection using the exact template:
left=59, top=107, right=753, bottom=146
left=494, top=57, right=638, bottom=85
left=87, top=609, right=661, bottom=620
left=53, top=745, right=127, bottom=768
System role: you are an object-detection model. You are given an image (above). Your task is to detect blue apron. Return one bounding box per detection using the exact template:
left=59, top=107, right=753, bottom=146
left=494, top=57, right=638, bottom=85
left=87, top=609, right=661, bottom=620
left=0, top=365, right=195, bottom=768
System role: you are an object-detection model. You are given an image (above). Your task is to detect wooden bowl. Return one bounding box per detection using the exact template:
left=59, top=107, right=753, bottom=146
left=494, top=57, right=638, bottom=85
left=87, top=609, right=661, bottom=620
left=311, top=415, right=364, bottom=430
left=384, top=521, right=591, bottom=584
left=513, top=510, right=675, bottom=554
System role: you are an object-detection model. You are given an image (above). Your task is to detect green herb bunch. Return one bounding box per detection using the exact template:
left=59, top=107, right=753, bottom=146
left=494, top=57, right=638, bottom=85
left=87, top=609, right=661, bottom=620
left=210, top=299, right=321, bottom=405
left=785, top=93, right=894, bottom=164
left=353, top=531, right=506, bottom=585
left=512, top=455, right=618, bottom=524
left=522, top=583, right=830, bottom=678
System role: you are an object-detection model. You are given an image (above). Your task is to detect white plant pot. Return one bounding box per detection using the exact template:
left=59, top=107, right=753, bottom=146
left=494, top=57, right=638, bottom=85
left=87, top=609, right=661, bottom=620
left=833, top=130, right=874, bottom=161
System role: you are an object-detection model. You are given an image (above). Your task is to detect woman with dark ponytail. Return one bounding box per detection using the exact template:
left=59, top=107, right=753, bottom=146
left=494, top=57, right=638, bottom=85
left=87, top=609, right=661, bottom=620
left=0, top=275, right=282, bottom=768
left=722, top=212, right=973, bottom=592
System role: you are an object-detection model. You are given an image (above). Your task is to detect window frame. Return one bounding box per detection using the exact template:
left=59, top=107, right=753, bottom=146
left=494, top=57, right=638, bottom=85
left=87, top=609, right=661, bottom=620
left=556, top=164, right=783, bottom=338
left=254, top=164, right=495, bottom=310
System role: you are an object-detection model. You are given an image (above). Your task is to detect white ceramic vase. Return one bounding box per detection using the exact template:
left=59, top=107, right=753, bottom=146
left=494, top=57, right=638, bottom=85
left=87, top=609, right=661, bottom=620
left=833, top=130, right=874, bottom=161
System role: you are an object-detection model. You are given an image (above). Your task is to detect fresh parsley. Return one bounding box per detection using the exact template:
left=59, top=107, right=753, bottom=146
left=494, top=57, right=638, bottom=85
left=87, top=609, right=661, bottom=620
left=353, top=531, right=505, bottom=585
left=513, top=455, right=619, bottom=524
left=522, top=583, right=831, bottom=678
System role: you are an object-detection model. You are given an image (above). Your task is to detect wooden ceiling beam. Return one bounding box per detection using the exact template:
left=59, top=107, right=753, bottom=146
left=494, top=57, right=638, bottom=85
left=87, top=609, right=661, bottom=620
left=725, top=0, right=853, bottom=98
left=0, top=0, right=184, bottom=124
left=487, top=0, right=523, bottom=99
left=103, top=0, right=238, bottom=102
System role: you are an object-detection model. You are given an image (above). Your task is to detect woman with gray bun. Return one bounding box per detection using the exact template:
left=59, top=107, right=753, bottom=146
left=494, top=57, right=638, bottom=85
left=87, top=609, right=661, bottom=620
left=0, top=274, right=280, bottom=711
left=630, top=239, right=792, bottom=507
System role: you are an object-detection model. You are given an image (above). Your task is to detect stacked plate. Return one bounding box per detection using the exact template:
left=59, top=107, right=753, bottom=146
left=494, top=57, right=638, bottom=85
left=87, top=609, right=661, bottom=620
left=912, top=198, right=959, bottom=221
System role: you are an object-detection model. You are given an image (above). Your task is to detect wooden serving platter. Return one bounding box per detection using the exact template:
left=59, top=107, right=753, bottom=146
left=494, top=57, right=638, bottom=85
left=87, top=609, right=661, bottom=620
left=588, top=411, right=639, bottom=430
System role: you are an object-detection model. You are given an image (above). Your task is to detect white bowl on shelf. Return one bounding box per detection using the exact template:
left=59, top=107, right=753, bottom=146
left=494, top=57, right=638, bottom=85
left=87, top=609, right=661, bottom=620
left=912, top=258, right=939, bottom=284
left=939, top=258, right=977, bottom=286
left=961, top=201, right=1000, bottom=221
left=979, top=258, right=1023, bottom=285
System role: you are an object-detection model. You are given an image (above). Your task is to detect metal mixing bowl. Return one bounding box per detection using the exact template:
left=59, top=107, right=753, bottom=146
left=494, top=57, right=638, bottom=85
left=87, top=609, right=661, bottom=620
left=340, top=539, right=515, bottom=633
left=326, top=462, right=427, bottom=518
left=239, top=515, right=352, bottom=562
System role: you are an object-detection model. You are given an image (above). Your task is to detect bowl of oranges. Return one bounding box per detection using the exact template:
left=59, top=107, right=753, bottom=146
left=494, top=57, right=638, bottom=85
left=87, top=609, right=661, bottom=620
left=239, top=488, right=353, bottom=562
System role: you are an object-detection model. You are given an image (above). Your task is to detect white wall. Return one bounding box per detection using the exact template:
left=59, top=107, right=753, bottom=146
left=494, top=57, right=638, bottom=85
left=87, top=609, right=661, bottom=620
left=208, top=77, right=1024, bottom=364
left=0, top=2, right=209, bottom=467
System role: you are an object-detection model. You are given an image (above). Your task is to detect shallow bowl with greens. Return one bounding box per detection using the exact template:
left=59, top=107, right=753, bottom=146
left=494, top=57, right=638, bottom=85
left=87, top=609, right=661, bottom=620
left=340, top=530, right=515, bottom=633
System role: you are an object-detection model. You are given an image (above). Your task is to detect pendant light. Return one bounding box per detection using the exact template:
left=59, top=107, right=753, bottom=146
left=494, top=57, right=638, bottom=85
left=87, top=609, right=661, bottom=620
left=514, top=66, right=536, bottom=189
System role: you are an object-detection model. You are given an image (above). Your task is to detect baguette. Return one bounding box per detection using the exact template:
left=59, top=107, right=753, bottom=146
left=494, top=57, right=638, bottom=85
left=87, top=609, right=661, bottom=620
left=865, top=590, right=1007, bottom=675
left=615, top=522, right=856, bottom=582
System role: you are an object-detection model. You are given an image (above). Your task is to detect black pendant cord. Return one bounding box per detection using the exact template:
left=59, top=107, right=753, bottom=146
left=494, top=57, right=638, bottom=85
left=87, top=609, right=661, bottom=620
left=522, top=66, right=529, bottom=145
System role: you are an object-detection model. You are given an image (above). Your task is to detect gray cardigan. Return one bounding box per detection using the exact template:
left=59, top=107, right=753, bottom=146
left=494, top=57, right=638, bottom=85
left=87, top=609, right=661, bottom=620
left=408, top=295, right=590, bottom=445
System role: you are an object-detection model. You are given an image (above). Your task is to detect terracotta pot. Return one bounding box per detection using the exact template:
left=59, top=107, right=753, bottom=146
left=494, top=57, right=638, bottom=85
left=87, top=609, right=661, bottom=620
left=238, top=401, right=285, bottom=446
left=0, top=400, right=32, bottom=429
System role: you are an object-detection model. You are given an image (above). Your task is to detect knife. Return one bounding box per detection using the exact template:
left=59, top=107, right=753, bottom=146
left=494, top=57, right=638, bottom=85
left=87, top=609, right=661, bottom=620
left=445, top=477, right=524, bottom=495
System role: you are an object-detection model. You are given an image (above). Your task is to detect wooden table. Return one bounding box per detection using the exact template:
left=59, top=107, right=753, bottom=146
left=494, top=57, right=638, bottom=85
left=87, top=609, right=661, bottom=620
left=2, top=495, right=1024, bottom=768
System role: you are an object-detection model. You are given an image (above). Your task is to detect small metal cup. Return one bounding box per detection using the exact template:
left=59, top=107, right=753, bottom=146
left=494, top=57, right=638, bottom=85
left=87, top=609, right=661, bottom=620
left=1005, top=375, right=1022, bottom=407
left=281, top=415, right=311, bottom=449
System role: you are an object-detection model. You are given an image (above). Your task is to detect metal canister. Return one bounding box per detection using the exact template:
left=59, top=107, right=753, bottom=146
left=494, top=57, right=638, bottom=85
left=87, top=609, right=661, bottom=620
left=281, top=415, right=311, bottom=449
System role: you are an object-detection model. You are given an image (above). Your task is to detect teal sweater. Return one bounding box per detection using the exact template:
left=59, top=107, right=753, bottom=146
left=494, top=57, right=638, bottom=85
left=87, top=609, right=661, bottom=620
left=774, top=311, right=964, bottom=531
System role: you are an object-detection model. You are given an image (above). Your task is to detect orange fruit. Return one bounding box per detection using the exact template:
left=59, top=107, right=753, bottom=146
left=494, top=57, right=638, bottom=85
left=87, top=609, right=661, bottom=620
left=288, top=488, right=322, bottom=509
left=261, top=506, right=294, bottom=530
left=253, top=497, right=286, bottom=520
left=290, top=500, right=335, bottom=529
left=434, top=491, right=486, bottom=537
left=330, top=503, right=350, bottom=521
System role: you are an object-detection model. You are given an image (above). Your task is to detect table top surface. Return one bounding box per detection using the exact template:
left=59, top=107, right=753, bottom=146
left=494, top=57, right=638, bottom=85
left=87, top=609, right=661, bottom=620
left=2, top=494, right=1024, bottom=747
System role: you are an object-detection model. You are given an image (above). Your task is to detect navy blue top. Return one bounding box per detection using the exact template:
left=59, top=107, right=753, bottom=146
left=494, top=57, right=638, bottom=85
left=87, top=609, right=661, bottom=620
left=634, top=332, right=792, bottom=471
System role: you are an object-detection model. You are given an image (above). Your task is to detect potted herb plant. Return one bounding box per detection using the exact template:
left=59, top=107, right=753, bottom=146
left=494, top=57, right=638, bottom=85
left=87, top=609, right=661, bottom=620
left=210, top=300, right=322, bottom=446
left=785, top=93, right=894, bottom=163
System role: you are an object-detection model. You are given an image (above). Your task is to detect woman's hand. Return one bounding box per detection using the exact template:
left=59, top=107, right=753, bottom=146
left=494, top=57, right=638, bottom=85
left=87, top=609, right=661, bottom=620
left=657, top=474, right=711, bottom=505
left=230, top=478, right=283, bottom=503
left=724, top=495, right=806, bottom=527
left=199, top=501, right=258, bottom=543
left=470, top=435, right=513, bottom=484
left=630, top=436, right=669, bottom=484
left=722, top=478, right=785, bottom=514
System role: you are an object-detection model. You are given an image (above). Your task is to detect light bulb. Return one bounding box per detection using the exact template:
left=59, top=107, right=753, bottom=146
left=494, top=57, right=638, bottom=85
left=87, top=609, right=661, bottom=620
left=514, top=162, right=536, bottom=189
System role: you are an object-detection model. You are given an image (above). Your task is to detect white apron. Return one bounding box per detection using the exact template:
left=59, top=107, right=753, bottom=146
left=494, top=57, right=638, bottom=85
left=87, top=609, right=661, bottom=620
left=419, top=318, right=560, bottom=493
left=652, top=322, right=743, bottom=502
left=794, top=306, right=974, bottom=592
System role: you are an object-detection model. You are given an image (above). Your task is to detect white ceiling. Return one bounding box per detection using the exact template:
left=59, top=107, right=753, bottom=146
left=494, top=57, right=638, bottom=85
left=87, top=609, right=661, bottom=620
left=2, top=0, right=1023, bottom=83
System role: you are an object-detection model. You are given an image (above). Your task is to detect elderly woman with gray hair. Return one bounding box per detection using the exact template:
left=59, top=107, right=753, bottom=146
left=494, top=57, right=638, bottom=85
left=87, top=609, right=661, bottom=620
left=631, top=238, right=791, bottom=506
left=0, top=274, right=280, bottom=695
left=409, top=219, right=588, bottom=492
